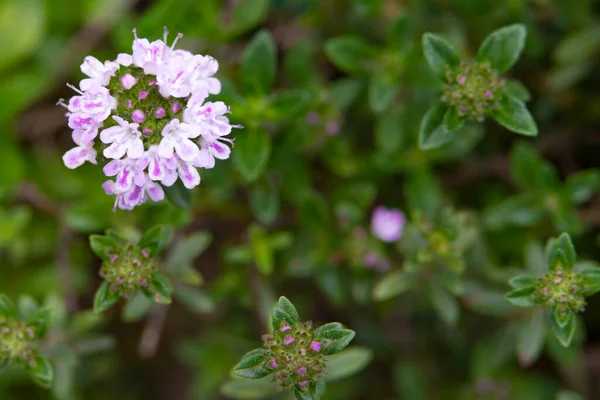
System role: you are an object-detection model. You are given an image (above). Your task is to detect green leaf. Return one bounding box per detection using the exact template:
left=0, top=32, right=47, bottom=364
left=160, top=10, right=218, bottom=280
left=0, top=293, right=16, bottom=317
left=89, top=235, right=120, bottom=262
left=421, top=33, right=460, bottom=78
left=553, top=26, right=600, bottom=65
left=228, top=0, right=270, bottom=37
left=138, top=225, right=173, bottom=258
left=430, top=284, right=459, bottom=325
left=173, top=285, right=216, bottom=314
left=293, top=380, right=325, bottom=400
left=477, top=24, right=527, bottom=73
left=550, top=311, right=576, bottom=347
left=121, top=293, right=153, bottom=322
left=325, top=346, right=373, bottom=381
left=271, top=296, right=299, bottom=331
left=220, top=377, right=278, bottom=399
left=166, top=231, right=212, bottom=272
left=418, top=103, right=456, bottom=150
left=492, top=96, right=538, bottom=136
left=27, top=307, right=53, bottom=338
left=388, top=12, right=413, bottom=49
left=163, top=179, right=193, bottom=210
left=232, top=348, right=272, bottom=379
left=556, top=391, right=586, bottom=400
left=581, top=266, right=600, bottom=296
left=373, top=271, right=413, bottom=301
left=505, top=286, right=536, bottom=308
left=516, top=311, right=544, bottom=366
left=249, top=181, right=280, bottom=225
left=546, top=232, right=576, bottom=271
left=504, top=79, right=532, bottom=102
left=315, top=325, right=355, bottom=355
left=442, top=107, right=465, bottom=131
left=508, top=274, right=537, bottom=289
left=484, top=194, right=544, bottom=229
left=240, top=30, right=277, bottom=95
left=27, top=355, right=54, bottom=388
left=249, top=224, right=274, bottom=276
left=150, top=271, right=173, bottom=304
left=0, top=0, right=44, bottom=73
left=271, top=89, right=312, bottom=119
left=368, top=74, right=400, bottom=113
left=553, top=309, right=571, bottom=328
left=375, top=107, right=404, bottom=154
left=93, top=282, right=121, bottom=314
left=233, top=129, right=272, bottom=182
left=565, top=169, right=600, bottom=204
left=324, top=36, right=378, bottom=73
left=509, top=142, right=545, bottom=189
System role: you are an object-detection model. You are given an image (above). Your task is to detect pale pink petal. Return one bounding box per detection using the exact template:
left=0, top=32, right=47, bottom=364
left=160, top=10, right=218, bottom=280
left=161, top=169, right=178, bottom=186
left=100, top=125, right=124, bottom=144
left=116, top=53, right=133, bottom=66
left=126, top=137, right=144, bottom=159
left=174, top=137, right=200, bottom=162
left=103, top=160, right=121, bottom=176
left=63, top=147, right=90, bottom=169
left=178, top=162, right=200, bottom=189
left=103, top=141, right=128, bottom=159
left=146, top=182, right=164, bottom=202
left=115, top=168, right=134, bottom=193
left=157, top=137, right=175, bottom=159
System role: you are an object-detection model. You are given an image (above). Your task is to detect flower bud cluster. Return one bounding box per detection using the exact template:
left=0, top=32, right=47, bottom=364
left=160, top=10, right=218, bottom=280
left=59, top=27, right=240, bottom=210
left=100, top=245, right=155, bottom=298
left=441, top=60, right=505, bottom=122
left=0, top=316, right=39, bottom=369
left=534, top=267, right=586, bottom=315
left=262, top=320, right=325, bottom=391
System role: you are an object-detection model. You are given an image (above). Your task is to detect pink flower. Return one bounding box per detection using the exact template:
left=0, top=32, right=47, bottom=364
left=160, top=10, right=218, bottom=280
left=62, top=130, right=97, bottom=169
left=280, top=324, right=292, bottom=333
left=371, top=206, right=406, bottom=242
left=310, top=341, right=321, bottom=353
left=297, top=367, right=307, bottom=375
left=79, top=56, right=118, bottom=90
left=100, top=116, right=144, bottom=159
left=158, top=119, right=201, bottom=162
left=284, top=336, right=294, bottom=345
left=270, top=358, right=278, bottom=369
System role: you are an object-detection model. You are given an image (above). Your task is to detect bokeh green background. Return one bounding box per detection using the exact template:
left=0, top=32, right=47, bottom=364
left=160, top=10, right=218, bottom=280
left=2, top=0, right=600, bottom=399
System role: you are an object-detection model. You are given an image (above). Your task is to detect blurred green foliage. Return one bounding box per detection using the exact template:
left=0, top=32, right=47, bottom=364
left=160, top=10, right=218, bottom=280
left=2, top=0, right=600, bottom=399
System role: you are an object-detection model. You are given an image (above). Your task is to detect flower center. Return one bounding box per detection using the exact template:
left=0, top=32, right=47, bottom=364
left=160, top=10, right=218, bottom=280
left=534, top=268, right=586, bottom=315
left=0, top=317, right=38, bottom=366
left=100, top=245, right=156, bottom=297
left=106, top=67, right=185, bottom=147
left=441, top=60, right=505, bottom=122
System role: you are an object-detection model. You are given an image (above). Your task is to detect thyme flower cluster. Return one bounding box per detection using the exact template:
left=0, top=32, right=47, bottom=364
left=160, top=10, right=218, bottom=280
left=59, top=28, right=240, bottom=210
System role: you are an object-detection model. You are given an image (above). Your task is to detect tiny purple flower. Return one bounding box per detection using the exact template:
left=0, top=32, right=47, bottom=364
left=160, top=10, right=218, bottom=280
left=371, top=206, right=405, bottom=243
left=484, top=90, right=492, bottom=99
left=284, top=336, right=294, bottom=345
left=172, top=102, right=181, bottom=113
left=325, top=121, right=340, bottom=136
left=458, top=76, right=466, bottom=85
left=143, top=128, right=153, bottom=135
left=297, top=367, right=307, bottom=375
left=306, top=111, right=320, bottom=125
left=270, top=358, right=278, bottom=369
left=155, top=107, right=166, bottom=118
left=310, top=341, right=321, bottom=353
left=132, top=110, right=146, bottom=123
left=363, top=252, right=378, bottom=268
left=120, top=73, right=137, bottom=90
left=139, top=91, right=148, bottom=100
left=299, top=380, right=309, bottom=387
left=280, top=324, right=292, bottom=332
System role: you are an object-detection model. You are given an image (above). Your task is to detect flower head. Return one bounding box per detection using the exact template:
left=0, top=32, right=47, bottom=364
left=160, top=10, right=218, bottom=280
left=371, top=206, right=406, bottom=243
left=59, top=27, right=240, bottom=210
